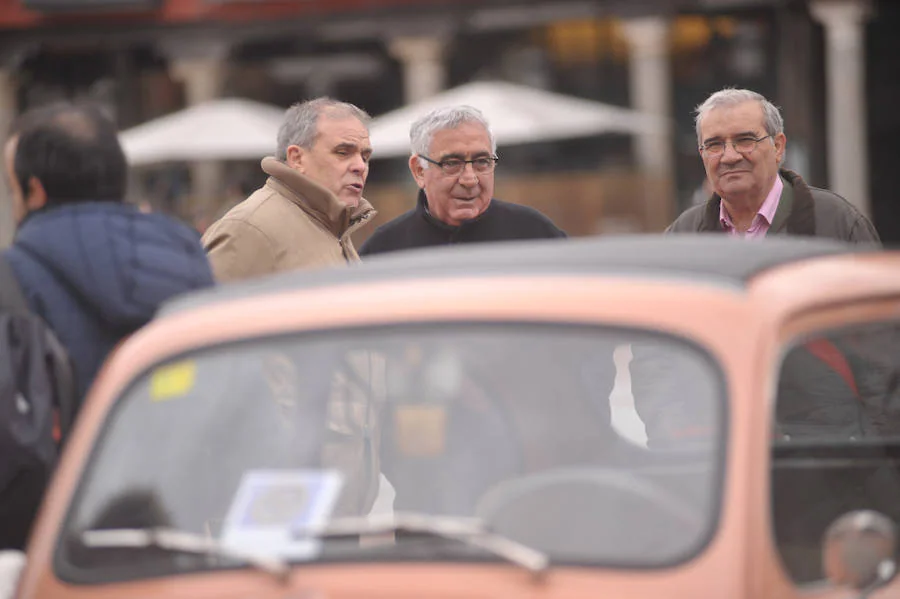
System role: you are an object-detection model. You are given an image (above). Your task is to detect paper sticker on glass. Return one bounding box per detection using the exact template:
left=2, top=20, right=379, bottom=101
left=221, top=470, right=343, bottom=560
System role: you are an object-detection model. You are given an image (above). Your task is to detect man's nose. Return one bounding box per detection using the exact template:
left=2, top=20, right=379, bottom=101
left=720, top=143, right=743, bottom=163
left=349, top=154, right=367, bottom=173
left=458, top=162, right=479, bottom=185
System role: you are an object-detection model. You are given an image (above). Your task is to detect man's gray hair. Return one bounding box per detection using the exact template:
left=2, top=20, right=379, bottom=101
left=276, top=97, right=371, bottom=160
left=409, top=105, right=497, bottom=161
left=694, top=88, right=784, bottom=145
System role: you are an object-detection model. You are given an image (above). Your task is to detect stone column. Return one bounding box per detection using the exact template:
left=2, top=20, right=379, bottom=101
left=0, top=68, right=17, bottom=248
left=811, top=0, right=872, bottom=217
left=621, top=17, right=675, bottom=230
left=777, top=4, right=823, bottom=185
left=388, top=36, right=447, bottom=104
left=161, top=40, right=229, bottom=222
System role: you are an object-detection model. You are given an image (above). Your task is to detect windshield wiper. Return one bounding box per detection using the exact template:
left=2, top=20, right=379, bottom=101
left=80, top=528, right=290, bottom=582
left=292, top=511, right=549, bottom=578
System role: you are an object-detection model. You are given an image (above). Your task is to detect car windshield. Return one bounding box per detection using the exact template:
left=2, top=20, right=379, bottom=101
left=59, top=323, right=724, bottom=582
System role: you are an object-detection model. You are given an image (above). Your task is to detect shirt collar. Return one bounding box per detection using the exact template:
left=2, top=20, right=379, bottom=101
left=719, top=175, right=784, bottom=231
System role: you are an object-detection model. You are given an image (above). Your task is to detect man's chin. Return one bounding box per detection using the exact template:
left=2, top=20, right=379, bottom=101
left=453, top=197, right=489, bottom=214
left=717, top=181, right=754, bottom=198
left=338, top=194, right=361, bottom=208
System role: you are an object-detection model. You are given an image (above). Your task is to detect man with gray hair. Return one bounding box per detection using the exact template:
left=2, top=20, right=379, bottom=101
left=202, top=97, right=376, bottom=282
left=360, top=105, right=564, bottom=255
left=636, top=88, right=881, bottom=452
left=667, top=87, right=878, bottom=242
left=201, top=99, right=386, bottom=518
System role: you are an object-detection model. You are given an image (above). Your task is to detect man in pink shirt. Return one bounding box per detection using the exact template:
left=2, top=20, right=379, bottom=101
left=718, top=175, right=781, bottom=239
left=667, top=88, right=879, bottom=243
left=635, top=88, right=882, bottom=451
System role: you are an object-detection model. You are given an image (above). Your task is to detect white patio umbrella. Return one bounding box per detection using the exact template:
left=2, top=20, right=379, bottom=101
left=368, top=80, right=665, bottom=158
left=119, top=98, right=285, bottom=166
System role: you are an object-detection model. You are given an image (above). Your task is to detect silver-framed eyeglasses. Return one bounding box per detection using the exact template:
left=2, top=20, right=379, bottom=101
left=700, top=134, right=773, bottom=158
left=420, top=155, right=499, bottom=176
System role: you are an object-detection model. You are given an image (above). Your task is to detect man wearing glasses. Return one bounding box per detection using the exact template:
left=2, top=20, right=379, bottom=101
left=635, top=88, right=881, bottom=453
left=667, top=87, right=878, bottom=242
left=359, top=105, right=565, bottom=256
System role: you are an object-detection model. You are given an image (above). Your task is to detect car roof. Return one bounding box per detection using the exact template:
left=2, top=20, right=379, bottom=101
left=162, top=234, right=870, bottom=317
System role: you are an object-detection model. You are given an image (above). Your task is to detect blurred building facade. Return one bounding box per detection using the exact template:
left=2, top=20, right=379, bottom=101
left=0, top=0, right=896, bottom=245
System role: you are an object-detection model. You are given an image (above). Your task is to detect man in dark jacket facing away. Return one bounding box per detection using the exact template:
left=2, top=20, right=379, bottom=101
left=360, top=105, right=565, bottom=255
left=2, top=101, right=214, bottom=406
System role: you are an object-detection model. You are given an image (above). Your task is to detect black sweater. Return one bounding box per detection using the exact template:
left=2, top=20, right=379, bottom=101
left=360, top=191, right=566, bottom=256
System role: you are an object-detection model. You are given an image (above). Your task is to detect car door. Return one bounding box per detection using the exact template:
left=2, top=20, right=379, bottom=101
left=767, top=295, right=900, bottom=597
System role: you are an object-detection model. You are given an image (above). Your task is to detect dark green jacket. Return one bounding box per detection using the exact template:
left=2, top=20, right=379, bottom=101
left=667, top=169, right=880, bottom=244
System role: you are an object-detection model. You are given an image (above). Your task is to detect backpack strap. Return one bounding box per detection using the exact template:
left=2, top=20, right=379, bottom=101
left=0, top=254, right=31, bottom=316
left=50, top=339, right=77, bottom=443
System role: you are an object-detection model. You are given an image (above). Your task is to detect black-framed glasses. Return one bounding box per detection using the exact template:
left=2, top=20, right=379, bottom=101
left=420, top=155, right=499, bottom=176
left=700, top=134, right=773, bottom=158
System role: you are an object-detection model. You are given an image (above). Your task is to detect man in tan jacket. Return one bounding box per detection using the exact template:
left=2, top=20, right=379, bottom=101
left=202, top=98, right=384, bottom=517
left=202, top=97, right=376, bottom=282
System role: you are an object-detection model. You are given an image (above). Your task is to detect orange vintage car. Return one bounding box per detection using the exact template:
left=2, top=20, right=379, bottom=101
left=3, top=235, right=899, bottom=599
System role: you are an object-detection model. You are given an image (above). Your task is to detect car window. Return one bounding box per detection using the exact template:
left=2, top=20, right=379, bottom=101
left=58, top=323, right=725, bottom=583
left=771, top=321, right=900, bottom=585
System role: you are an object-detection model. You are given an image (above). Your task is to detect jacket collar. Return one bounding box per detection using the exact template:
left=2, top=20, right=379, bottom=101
left=778, top=169, right=816, bottom=236
left=261, top=157, right=375, bottom=237
left=16, top=200, right=129, bottom=233
left=698, top=169, right=815, bottom=236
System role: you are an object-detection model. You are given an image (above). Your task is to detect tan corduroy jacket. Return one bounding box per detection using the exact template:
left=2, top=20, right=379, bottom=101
left=202, top=157, right=376, bottom=283
left=201, top=158, right=383, bottom=515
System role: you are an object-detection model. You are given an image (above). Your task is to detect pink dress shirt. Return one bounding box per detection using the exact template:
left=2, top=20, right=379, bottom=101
left=719, top=175, right=784, bottom=239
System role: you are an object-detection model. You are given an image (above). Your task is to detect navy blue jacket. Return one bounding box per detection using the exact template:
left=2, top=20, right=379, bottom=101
left=3, top=202, right=215, bottom=403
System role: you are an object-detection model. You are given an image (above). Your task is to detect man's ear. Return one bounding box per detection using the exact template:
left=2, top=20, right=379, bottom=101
left=774, top=132, right=787, bottom=165
left=25, top=176, right=47, bottom=212
left=285, top=145, right=305, bottom=172
left=408, top=155, right=426, bottom=188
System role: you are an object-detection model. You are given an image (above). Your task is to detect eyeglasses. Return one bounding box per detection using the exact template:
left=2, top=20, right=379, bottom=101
left=420, top=155, right=499, bottom=176
left=700, top=134, right=773, bottom=158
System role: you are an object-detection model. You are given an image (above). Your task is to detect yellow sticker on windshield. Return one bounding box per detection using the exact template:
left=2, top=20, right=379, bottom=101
left=150, top=360, right=196, bottom=401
